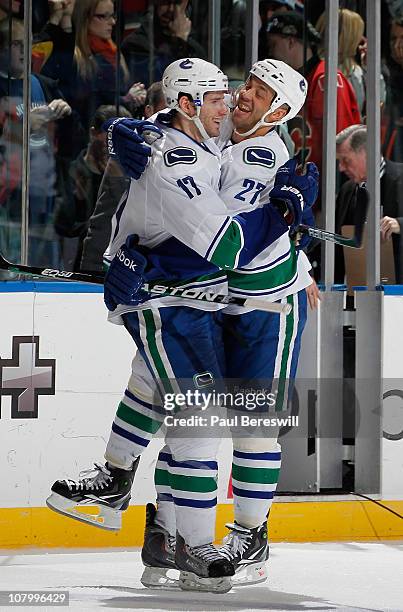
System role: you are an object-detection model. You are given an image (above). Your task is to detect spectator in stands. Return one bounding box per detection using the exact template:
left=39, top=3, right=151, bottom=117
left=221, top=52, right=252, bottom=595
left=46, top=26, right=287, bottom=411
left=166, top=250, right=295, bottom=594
left=33, top=1, right=76, bottom=77
left=316, top=8, right=366, bottom=115
left=258, top=0, right=295, bottom=60
left=55, top=104, right=131, bottom=270
left=266, top=11, right=362, bottom=180
left=0, top=0, right=21, bottom=21
left=384, top=17, right=403, bottom=161
left=0, top=18, right=72, bottom=266
left=121, top=0, right=206, bottom=87
left=70, top=0, right=146, bottom=132
left=335, top=124, right=403, bottom=283
left=144, top=81, right=166, bottom=118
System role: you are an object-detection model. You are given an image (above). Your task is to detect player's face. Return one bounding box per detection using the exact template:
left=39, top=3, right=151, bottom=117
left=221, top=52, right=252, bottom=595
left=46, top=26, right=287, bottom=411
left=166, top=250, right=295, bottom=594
left=199, top=91, right=229, bottom=137
left=336, top=141, right=367, bottom=183
left=232, top=76, right=275, bottom=132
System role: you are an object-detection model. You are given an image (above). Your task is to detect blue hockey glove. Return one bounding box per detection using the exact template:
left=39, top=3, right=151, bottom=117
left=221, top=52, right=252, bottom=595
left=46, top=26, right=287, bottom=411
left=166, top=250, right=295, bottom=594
left=269, top=159, right=319, bottom=233
left=103, top=118, right=163, bottom=179
left=295, top=206, right=315, bottom=251
left=104, top=235, right=149, bottom=311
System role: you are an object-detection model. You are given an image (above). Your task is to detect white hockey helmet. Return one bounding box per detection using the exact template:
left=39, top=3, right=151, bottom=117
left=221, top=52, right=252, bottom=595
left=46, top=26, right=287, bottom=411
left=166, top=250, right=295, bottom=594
left=235, top=58, right=307, bottom=137
left=162, top=58, right=228, bottom=140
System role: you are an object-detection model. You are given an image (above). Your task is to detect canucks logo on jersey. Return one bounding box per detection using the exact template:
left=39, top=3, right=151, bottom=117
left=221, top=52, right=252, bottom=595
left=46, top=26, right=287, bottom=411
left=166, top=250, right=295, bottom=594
left=243, top=147, right=276, bottom=169
left=164, top=147, right=197, bottom=167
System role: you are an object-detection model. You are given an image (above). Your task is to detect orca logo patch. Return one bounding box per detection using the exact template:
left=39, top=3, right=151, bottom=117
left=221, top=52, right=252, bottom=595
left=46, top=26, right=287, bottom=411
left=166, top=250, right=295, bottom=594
left=244, top=147, right=276, bottom=169
left=164, top=147, right=197, bottom=167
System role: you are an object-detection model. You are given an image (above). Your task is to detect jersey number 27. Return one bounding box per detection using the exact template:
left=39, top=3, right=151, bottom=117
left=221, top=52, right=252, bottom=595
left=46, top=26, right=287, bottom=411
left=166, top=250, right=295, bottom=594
left=235, top=179, right=265, bottom=205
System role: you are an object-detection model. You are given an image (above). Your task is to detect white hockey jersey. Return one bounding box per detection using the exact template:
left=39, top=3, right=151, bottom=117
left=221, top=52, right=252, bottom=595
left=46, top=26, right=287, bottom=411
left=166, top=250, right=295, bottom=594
left=219, top=130, right=313, bottom=313
left=104, top=115, right=289, bottom=320
left=104, top=123, right=226, bottom=317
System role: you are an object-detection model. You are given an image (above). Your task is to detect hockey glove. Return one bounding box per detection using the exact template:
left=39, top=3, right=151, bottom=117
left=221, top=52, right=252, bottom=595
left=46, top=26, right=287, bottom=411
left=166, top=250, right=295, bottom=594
left=104, top=235, right=149, bottom=312
left=103, top=118, right=163, bottom=179
left=294, top=206, right=315, bottom=251
left=269, top=159, right=319, bottom=234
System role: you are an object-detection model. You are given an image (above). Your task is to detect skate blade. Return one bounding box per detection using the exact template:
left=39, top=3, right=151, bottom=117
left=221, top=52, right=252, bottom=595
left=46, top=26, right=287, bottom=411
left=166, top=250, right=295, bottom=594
left=141, top=566, right=180, bottom=590
left=179, top=571, right=232, bottom=594
left=46, top=493, right=122, bottom=531
left=232, top=561, right=268, bottom=587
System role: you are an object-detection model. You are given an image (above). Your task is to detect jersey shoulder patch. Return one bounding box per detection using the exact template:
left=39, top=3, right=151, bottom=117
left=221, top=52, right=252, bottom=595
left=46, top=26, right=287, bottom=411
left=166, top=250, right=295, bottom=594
left=243, top=146, right=276, bottom=169
left=164, top=147, right=197, bottom=167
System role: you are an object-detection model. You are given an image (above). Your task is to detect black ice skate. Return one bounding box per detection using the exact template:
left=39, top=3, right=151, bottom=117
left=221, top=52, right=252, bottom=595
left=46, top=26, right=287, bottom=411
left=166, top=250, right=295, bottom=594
left=220, top=521, right=269, bottom=586
left=175, top=532, right=235, bottom=594
left=46, top=459, right=139, bottom=530
left=140, top=503, right=179, bottom=589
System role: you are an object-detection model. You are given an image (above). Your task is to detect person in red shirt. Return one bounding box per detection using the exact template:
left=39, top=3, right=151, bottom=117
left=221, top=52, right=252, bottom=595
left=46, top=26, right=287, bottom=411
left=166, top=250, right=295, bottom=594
left=266, top=11, right=361, bottom=184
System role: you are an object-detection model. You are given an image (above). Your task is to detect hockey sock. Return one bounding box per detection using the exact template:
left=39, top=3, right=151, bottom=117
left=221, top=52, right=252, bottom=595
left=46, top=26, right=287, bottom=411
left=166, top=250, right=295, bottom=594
left=154, top=446, right=176, bottom=536
left=232, top=447, right=282, bottom=529
left=105, top=388, right=164, bottom=469
left=169, top=454, right=218, bottom=547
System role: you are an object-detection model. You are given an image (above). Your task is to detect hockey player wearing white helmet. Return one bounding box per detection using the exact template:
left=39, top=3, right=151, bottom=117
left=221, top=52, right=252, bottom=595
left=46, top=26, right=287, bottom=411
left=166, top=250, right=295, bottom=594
left=47, top=57, right=315, bottom=595
left=106, top=57, right=318, bottom=589
left=162, top=57, right=229, bottom=141
left=233, top=58, right=307, bottom=137
left=139, top=58, right=318, bottom=588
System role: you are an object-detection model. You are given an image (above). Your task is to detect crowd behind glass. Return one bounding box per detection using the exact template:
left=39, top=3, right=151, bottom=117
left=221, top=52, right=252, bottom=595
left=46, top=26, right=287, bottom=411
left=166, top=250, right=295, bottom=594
left=1, top=0, right=402, bottom=284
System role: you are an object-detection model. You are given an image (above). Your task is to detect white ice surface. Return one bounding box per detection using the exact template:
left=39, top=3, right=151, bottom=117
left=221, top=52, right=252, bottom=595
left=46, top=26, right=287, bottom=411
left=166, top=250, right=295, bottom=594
left=0, top=542, right=402, bottom=611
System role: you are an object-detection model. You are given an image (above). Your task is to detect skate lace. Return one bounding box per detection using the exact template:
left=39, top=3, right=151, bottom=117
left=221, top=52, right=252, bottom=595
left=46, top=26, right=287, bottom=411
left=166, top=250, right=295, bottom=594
left=167, top=535, right=176, bottom=554
left=220, top=523, right=253, bottom=560
left=63, top=463, right=113, bottom=492
left=192, top=543, right=224, bottom=563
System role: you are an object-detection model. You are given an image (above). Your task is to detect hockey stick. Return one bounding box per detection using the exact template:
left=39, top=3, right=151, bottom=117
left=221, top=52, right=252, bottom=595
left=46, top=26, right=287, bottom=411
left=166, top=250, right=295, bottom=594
left=0, top=253, right=291, bottom=315
left=296, top=186, right=369, bottom=249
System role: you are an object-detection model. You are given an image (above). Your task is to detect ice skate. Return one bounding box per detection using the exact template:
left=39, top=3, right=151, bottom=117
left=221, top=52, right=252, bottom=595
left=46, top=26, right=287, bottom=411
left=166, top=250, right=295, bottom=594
left=140, top=503, right=179, bottom=589
left=220, top=521, right=269, bottom=586
left=175, top=532, right=234, bottom=594
left=46, top=459, right=139, bottom=530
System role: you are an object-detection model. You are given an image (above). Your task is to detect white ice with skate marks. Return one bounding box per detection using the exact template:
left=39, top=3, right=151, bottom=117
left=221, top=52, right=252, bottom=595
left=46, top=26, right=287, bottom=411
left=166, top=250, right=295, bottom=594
left=1, top=542, right=402, bottom=612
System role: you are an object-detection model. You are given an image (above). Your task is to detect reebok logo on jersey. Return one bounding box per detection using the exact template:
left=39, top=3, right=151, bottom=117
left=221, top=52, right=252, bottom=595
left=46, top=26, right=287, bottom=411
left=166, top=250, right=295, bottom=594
left=243, top=147, right=276, bottom=169
left=164, top=147, right=197, bottom=167
left=117, top=249, right=139, bottom=271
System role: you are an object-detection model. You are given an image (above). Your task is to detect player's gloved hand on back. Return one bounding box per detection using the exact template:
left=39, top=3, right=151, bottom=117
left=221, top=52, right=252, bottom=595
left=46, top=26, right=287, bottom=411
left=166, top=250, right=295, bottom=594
left=104, top=235, right=150, bottom=312
left=269, top=158, right=319, bottom=234
left=103, top=118, right=163, bottom=179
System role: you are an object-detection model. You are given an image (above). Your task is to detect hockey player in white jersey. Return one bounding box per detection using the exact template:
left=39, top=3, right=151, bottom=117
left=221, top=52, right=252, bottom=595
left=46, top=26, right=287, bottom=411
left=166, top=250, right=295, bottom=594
left=134, top=61, right=317, bottom=588
left=46, top=58, right=315, bottom=594
left=99, top=59, right=318, bottom=589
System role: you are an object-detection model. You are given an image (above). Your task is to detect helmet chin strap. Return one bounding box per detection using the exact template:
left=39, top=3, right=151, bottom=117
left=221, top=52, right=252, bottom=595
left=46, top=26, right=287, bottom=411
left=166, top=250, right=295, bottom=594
left=233, top=104, right=289, bottom=138
left=176, top=105, right=211, bottom=141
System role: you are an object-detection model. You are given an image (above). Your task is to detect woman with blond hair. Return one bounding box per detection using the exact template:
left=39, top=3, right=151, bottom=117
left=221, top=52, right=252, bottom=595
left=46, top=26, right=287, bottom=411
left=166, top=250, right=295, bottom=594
left=71, top=0, right=145, bottom=131
left=316, top=8, right=366, bottom=113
